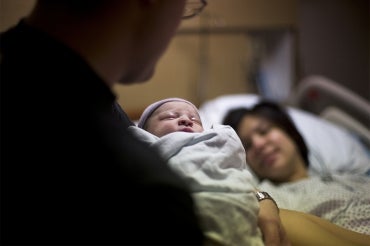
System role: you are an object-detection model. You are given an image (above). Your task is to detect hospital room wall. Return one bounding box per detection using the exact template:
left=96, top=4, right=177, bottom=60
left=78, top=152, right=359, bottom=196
left=1, top=0, right=368, bottom=121
left=0, top=0, right=297, bottom=120
left=297, top=0, right=370, bottom=102
left=113, top=0, right=300, bottom=119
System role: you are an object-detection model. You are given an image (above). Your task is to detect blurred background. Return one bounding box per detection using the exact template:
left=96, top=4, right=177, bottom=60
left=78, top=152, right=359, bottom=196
left=1, top=0, right=369, bottom=120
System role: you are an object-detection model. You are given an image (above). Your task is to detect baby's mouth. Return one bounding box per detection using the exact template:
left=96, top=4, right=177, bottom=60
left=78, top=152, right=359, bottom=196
left=180, top=127, right=194, bottom=133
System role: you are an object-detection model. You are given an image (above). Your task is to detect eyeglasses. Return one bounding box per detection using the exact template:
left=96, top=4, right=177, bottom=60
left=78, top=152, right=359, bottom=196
left=182, top=0, right=207, bottom=19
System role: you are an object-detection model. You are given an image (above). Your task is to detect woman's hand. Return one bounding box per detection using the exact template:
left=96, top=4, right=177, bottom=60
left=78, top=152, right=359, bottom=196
left=258, top=199, right=291, bottom=246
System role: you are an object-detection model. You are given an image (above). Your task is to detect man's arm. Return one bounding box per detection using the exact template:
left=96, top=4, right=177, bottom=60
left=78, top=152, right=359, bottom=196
left=255, top=191, right=291, bottom=246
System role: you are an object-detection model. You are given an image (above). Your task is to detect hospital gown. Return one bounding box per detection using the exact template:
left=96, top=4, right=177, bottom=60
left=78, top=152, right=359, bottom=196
left=257, top=174, right=370, bottom=235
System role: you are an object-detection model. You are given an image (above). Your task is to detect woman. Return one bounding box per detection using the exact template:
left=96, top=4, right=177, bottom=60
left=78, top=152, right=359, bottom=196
left=223, top=101, right=370, bottom=238
left=223, top=101, right=309, bottom=184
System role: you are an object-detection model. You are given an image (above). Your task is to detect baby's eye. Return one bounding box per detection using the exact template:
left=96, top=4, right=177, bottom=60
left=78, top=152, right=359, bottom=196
left=160, top=113, right=178, bottom=120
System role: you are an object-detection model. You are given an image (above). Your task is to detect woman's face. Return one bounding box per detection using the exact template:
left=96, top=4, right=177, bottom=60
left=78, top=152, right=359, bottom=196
left=237, top=115, right=304, bottom=182
left=145, top=101, right=204, bottom=137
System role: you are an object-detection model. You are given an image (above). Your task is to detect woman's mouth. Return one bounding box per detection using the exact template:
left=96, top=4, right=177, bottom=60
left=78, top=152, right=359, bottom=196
left=261, top=151, right=278, bottom=167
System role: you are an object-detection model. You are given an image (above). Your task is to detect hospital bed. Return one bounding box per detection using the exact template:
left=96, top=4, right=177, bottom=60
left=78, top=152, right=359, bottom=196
left=287, top=75, right=370, bottom=149
left=197, top=75, right=370, bottom=236
left=198, top=75, right=370, bottom=176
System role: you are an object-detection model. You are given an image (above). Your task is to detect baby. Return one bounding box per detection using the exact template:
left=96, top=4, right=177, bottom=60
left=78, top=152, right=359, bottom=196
left=129, top=98, right=264, bottom=246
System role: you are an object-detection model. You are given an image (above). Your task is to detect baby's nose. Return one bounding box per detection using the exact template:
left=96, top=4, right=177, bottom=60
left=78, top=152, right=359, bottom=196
left=178, top=117, right=193, bottom=126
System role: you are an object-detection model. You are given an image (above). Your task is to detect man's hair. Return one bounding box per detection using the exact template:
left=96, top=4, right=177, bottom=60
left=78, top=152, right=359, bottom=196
left=37, top=0, right=105, bottom=13
left=223, top=101, right=310, bottom=167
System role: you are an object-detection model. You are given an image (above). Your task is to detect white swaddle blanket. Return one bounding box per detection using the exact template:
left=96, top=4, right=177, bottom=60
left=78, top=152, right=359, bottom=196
left=129, top=124, right=264, bottom=245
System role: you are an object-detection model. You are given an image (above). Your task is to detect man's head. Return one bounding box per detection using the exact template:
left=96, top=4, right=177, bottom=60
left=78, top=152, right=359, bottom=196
left=138, top=98, right=203, bottom=137
left=29, top=0, right=207, bottom=86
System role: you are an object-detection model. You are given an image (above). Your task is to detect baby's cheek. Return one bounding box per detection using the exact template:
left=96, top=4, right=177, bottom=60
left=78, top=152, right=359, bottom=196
left=160, top=124, right=178, bottom=136
left=195, top=125, right=204, bottom=133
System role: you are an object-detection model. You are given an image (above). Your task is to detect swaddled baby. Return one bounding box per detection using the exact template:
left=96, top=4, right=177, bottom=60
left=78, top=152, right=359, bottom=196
left=129, top=98, right=263, bottom=246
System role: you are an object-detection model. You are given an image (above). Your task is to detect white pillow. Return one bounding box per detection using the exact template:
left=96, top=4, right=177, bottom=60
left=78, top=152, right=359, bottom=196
left=199, top=94, right=370, bottom=176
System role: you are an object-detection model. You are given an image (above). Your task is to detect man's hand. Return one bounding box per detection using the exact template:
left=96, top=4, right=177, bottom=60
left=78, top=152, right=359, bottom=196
left=258, top=199, right=291, bottom=246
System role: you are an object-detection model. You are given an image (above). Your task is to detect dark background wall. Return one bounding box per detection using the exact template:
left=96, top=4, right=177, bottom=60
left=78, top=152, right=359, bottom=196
left=298, top=0, right=370, bottom=100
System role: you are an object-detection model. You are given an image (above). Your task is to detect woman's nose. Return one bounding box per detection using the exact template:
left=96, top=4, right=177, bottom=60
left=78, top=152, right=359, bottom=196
left=251, top=135, right=267, bottom=151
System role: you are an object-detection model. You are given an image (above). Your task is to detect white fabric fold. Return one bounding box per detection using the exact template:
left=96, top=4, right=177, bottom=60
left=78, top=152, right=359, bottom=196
left=129, top=124, right=263, bottom=245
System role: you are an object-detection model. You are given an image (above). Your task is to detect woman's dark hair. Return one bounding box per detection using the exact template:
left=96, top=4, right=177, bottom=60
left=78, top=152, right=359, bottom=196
left=223, top=101, right=309, bottom=167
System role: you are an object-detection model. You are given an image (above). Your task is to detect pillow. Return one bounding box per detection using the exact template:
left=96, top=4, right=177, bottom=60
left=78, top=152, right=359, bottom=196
left=198, top=94, right=370, bottom=176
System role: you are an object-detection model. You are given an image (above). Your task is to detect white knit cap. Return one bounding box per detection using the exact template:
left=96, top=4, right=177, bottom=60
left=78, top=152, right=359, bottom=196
left=137, top=98, right=199, bottom=129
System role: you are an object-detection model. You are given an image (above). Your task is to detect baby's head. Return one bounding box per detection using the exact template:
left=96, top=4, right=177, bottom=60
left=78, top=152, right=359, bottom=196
left=138, top=98, right=204, bottom=137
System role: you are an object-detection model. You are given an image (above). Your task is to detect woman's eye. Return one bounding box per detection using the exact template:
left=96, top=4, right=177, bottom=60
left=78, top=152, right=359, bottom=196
left=259, top=125, right=271, bottom=135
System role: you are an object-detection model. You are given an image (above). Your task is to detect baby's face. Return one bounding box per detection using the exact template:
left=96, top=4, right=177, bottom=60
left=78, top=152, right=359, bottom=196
left=145, top=101, right=203, bottom=137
